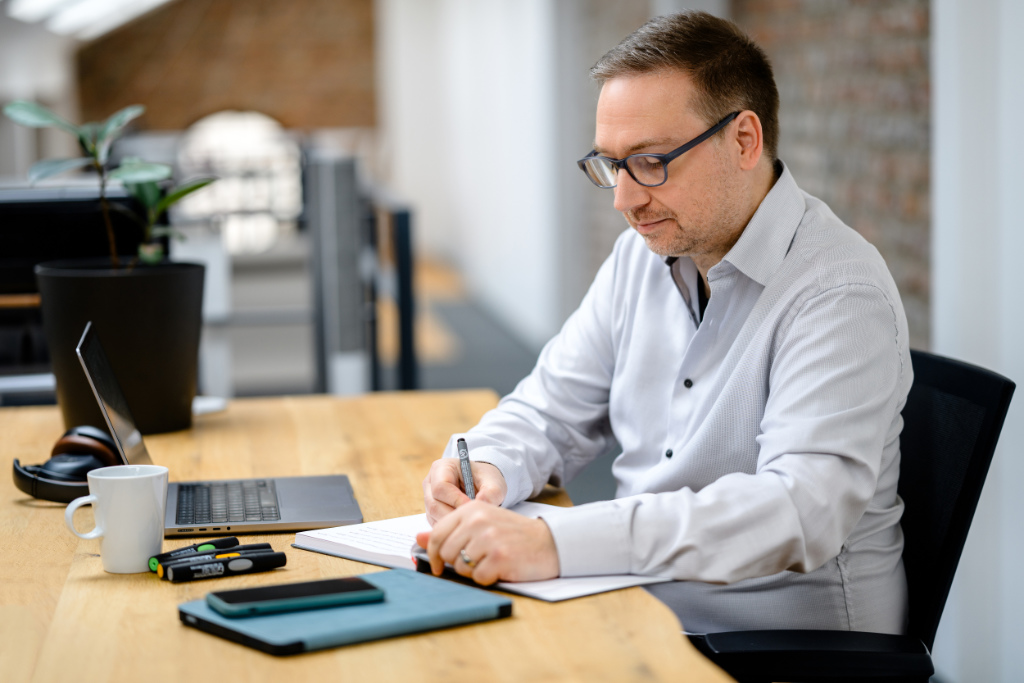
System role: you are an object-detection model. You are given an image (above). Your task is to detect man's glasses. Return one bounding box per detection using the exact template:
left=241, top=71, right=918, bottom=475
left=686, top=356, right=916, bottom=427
left=577, top=111, right=740, bottom=189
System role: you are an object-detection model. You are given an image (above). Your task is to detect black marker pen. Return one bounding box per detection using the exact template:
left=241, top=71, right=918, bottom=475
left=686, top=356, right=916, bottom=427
left=149, top=537, right=240, bottom=572
left=166, top=551, right=288, bottom=583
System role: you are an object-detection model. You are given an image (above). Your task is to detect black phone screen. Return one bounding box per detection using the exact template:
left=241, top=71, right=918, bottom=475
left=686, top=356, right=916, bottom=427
left=210, top=577, right=378, bottom=605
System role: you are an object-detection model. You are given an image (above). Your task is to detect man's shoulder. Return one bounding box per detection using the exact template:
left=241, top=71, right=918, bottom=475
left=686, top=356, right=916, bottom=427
left=782, top=191, right=899, bottom=297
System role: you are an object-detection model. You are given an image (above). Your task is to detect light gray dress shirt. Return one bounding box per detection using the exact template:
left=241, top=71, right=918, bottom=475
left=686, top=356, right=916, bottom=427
left=444, top=163, right=912, bottom=634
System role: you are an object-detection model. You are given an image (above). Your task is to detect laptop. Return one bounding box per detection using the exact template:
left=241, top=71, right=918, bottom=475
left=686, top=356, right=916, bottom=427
left=75, top=321, right=364, bottom=537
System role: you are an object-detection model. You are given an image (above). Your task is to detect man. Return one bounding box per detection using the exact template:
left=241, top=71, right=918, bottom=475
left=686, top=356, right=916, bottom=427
left=419, top=11, right=911, bottom=634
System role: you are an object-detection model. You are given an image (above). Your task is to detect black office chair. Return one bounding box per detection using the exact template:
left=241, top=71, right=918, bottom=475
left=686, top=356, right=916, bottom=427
left=689, top=349, right=1015, bottom=683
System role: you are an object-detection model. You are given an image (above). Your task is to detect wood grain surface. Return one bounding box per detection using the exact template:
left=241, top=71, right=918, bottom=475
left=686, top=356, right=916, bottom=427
left=0, top=392, right=731, bottom=682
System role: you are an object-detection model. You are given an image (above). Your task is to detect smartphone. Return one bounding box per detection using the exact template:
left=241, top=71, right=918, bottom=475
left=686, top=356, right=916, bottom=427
left=206, top=577, right=384, bottom=617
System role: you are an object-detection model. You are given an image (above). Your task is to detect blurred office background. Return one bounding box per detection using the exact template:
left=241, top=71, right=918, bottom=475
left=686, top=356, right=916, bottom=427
left=0, top=0, right=1020, bottom=680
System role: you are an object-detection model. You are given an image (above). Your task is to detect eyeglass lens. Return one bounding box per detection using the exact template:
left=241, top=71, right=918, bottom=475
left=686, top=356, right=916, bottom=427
left=581, top=154, right=667, bottom=188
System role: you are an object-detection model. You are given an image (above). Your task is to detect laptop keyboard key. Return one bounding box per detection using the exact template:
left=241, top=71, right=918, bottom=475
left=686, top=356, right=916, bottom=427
left=176, top=480, right=281, bottom=525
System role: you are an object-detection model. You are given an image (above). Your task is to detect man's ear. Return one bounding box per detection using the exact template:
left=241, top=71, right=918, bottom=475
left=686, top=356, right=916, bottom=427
left=733, top=111, right=764, bottom=171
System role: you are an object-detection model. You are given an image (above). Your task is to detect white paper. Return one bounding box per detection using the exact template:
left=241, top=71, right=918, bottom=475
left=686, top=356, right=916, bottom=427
left=294, top=502, right=671, bottom=601
left=304, top=514, right=429, bottom=556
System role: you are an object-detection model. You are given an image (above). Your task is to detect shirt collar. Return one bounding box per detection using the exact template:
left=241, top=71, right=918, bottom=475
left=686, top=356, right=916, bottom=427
left=716, top=160, right=805, bottom=286
left=663, top=161, right=805, bottom=286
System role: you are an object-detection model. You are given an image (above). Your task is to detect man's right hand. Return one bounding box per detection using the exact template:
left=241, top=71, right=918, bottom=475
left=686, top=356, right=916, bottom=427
left=422, top=458, right=507, bottom=525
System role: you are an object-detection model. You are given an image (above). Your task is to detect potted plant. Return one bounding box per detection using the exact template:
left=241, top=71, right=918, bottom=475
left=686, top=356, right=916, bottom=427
left=4, top=101, right=216, bottom=434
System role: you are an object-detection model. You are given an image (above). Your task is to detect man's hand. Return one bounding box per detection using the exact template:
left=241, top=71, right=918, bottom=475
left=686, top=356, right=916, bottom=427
left=415, top=500, right=560, bottom=585
left=422, top=458, right=507, bottom=525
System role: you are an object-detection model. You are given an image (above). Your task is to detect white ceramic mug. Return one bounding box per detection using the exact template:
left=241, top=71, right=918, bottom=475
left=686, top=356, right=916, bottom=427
left=65, top=465, right=169, bottom=573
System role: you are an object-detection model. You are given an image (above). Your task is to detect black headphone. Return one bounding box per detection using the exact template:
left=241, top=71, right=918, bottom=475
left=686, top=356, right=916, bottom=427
left=12, top=425, right=122, bottom=504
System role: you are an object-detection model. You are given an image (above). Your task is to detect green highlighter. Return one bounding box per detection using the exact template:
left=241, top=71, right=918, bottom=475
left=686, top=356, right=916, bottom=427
left=149, top=537, right=241, bottom=572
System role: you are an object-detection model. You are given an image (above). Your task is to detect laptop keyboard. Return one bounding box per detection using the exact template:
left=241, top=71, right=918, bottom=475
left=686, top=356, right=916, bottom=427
left=176, top=480, right=281, bottom=525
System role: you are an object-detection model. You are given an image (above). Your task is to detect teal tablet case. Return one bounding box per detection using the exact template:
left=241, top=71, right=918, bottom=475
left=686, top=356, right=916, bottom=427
left=178, top=569, right=513, bottom=655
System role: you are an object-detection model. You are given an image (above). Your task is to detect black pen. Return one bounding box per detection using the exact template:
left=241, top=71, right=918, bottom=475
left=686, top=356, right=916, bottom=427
left=157, top=546, right=276, bottom=579
left=149, top=537, right=240, bottom=572
left=165, top=551, right=288, bottom=583
left=457, top=438, right=476, bottom=500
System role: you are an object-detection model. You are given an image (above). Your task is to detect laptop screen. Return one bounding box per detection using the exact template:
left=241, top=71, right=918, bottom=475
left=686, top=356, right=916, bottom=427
left=75, top=322, right=154, bottom=466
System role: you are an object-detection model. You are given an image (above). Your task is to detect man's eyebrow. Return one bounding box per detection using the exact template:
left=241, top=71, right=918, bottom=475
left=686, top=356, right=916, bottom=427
left=591, top=137, right=677, bottom=157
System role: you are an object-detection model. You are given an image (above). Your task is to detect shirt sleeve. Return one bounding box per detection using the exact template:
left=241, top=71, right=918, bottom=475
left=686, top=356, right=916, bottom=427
left=440, top=236, right=626, bottom=507
left=541, top=282, right=909, bottom=582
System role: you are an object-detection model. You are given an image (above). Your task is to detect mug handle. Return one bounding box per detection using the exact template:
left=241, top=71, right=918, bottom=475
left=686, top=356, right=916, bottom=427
left=65, top=495, right=103, bottom=540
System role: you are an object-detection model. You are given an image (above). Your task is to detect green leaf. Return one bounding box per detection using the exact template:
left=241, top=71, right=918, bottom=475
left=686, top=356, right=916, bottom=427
left=100, top=105, right=144, bottom=141
left=27, top=157, right=93, bottom=183
left=97, top=105, right=145, bottom=164
left=77, top=122, right=103, bottom=157
left=3, top=100, right=79, bottom=135
left=153, top=177, right=216, bottom=216
left=109, top=161, right=172, bottom=183
left=151, top=226, right=187, bottom=242
left=125, top=180, right=162, bottom=209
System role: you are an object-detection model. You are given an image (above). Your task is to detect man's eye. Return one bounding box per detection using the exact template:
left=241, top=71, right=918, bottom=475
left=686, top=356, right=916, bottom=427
left=632, top=156, right=663, bottom=171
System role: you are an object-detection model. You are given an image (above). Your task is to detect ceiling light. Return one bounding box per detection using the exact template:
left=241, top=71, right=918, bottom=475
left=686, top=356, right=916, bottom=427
left=6, top=0, right=174, bottom=39
left=7, top=0, right=77, bottom=24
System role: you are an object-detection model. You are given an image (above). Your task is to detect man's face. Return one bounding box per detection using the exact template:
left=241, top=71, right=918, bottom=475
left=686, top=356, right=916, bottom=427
left=594, top=70, right=747, bottom=261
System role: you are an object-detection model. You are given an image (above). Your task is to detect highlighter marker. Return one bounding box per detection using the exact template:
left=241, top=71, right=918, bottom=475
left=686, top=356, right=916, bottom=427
left=165, top=551, right=288, bottom=583
left=157, top=546, right=276, bottom=579
left=158, top=547, right=277, bottom=578
left=149, top=537, right=240, bottom=572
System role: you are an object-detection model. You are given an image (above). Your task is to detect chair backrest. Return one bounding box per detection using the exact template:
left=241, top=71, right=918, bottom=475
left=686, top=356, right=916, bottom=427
left=898, top=349, right=1014, bottom=649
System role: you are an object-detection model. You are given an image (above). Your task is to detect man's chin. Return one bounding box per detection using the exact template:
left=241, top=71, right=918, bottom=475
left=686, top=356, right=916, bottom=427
left=638, top=232, right=680, bottom=258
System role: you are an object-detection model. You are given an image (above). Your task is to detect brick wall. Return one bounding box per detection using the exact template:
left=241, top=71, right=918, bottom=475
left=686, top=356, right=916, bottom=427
left=76, top=0, right=375, bottom=130
left=732, top=0, right=931, bottom=348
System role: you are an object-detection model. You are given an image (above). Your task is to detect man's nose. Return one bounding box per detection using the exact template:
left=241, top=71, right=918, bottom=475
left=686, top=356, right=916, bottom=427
left=612, top=169, right=651, bottom=214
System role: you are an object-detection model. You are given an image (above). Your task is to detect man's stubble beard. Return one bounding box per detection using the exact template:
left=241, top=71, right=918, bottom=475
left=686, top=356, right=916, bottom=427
left=627, top=159, right=747, bottom=260
left=626, top=197, right=721, bottom=259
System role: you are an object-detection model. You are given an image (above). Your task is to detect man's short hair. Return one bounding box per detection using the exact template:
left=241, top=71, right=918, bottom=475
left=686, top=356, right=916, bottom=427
left=592, top=12, right=780, bottom=161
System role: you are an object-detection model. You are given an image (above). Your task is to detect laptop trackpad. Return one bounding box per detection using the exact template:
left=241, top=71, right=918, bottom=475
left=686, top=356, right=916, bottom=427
left=275, top=475, right=362, bottom=525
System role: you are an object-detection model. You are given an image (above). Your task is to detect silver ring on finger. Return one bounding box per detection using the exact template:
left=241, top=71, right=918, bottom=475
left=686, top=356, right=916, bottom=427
left=459, top=548, right=476, bottom=568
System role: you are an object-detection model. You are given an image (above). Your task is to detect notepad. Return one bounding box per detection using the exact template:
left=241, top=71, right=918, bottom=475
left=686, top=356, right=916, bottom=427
left=179, top=569, right=512, bottom=655
left=293, top=502, right=670, bottom=601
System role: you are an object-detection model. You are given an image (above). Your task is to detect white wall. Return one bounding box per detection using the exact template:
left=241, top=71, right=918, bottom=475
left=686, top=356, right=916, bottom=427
left=931, top=0, right=1024, bottom=680
left=377, top=0, right=560, bottom=350
left=377, top=0, right=730, bottom=351
left=0, top=8, right=79, bottom=179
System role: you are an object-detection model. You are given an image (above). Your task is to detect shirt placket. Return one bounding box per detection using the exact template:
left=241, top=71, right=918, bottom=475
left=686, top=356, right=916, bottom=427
left=666, top=259, right=708, bottom=460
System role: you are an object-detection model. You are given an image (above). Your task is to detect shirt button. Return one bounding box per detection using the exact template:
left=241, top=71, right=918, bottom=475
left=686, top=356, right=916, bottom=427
left=683, top=378, right=693, bottom=388
left=665, top=449, right=673, bottom=459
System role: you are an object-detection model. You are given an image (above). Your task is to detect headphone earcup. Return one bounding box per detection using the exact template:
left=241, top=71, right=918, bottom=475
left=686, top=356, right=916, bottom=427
left=11, top=425, right=121, bottom=504
left=12, top=459, right=91, bottom=504
left=63, top=425, right=116, bottom=451
left=51, top=426, right=119, bottom=467
left=36, top=454, right=109, bottom=481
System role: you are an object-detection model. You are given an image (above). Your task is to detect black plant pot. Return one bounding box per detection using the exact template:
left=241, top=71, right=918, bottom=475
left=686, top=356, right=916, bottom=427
left=35, top=259, right=204, bottom=434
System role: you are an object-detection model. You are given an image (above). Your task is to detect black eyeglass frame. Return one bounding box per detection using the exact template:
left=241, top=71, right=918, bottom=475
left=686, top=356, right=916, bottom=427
left=577, top=111, right=742, bottom=188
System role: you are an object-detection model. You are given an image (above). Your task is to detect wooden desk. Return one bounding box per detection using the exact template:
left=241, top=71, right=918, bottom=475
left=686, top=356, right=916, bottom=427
left=0, top=392, right=731, bottom=682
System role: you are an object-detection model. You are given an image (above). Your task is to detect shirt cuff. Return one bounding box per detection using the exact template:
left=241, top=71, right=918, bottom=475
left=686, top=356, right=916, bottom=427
left=441, top=434, right=534, bottom=508
left=471, top=449, right=534, bottom=508
left=538, top=500, right=635, bottom=576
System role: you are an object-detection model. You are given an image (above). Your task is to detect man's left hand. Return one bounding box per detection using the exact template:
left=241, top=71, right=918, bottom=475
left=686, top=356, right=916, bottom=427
left=415, top=500, right=560, bottom=585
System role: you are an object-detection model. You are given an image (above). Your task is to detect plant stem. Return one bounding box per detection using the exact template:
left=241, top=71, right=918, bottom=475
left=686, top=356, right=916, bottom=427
left=96, top=161, right=120, bottom=268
